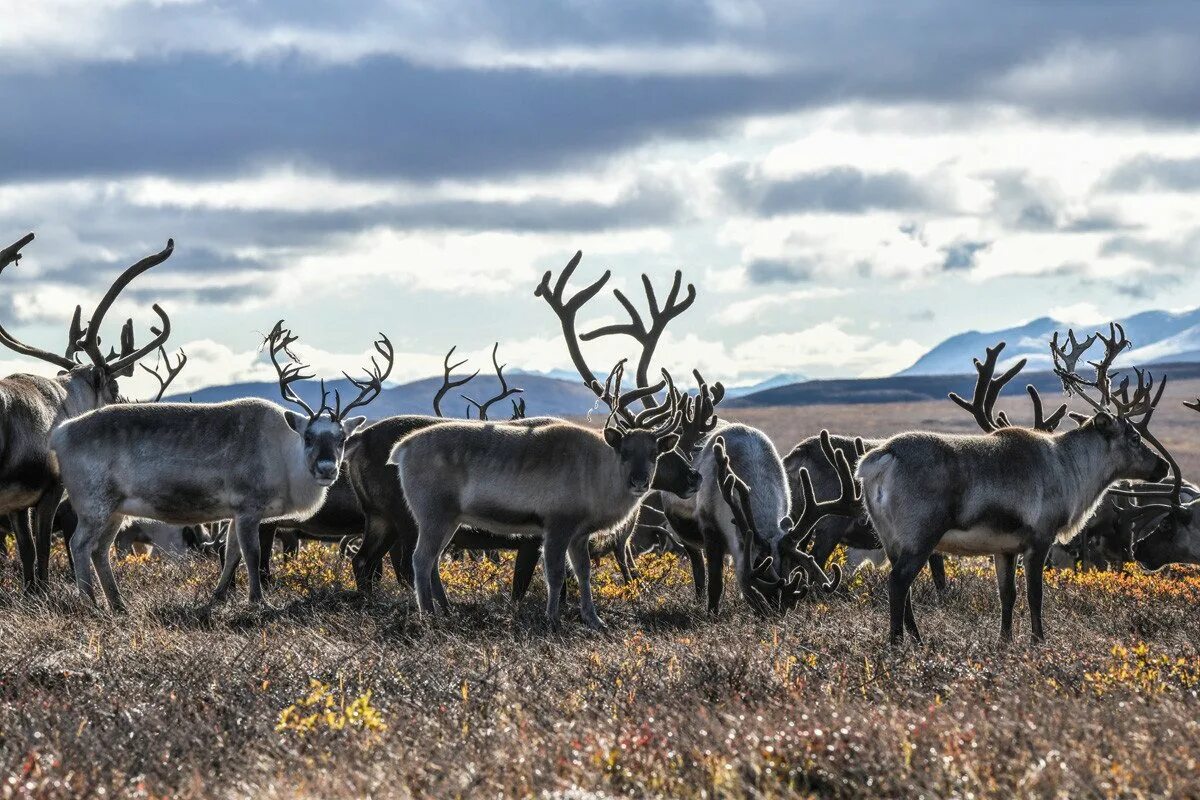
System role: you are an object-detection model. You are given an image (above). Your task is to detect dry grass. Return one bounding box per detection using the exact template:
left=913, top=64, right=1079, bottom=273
left=2, top=543, right=1200, bottom=799
left=4, top=391, right=1200, bottom=799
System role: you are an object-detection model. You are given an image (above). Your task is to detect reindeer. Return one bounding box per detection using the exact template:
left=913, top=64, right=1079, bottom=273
left=391, top=362, right=696, bottom=629
left=858, top=323, right=1172, bottom=644
left=0, top=233, right=175, bottom=592
left=48, top=321, right=392, bottom=610
left=534, top=252, right=841, bottom=613
left=783, top=434, right=948, bottom=593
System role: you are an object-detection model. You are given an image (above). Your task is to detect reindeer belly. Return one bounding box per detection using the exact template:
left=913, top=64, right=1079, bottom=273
left=459, top=509, right=544, bottom=536
left=0, top=486, right=46, bottom=512
left=938, top=527, right=1026, bottom=556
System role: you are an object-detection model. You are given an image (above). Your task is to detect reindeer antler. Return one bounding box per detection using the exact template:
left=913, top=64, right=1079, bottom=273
left=264, top=320, right=322, bottom=418
left=81, top=239, right=175, bottom=376
left=332, top=333, right=394, bottom=420
left=535, top=251, right=610, bottom=399
left=712, top=435, right=804, bottom=613
left=949, top=341, right=1066, bottom=433
left=139, top=345, right=187, bottom=402
left=432, top=345, right=479, bottom=419
left=580, top=270, right=696, bottom=410
left=462, top=342, right=523, bottom=421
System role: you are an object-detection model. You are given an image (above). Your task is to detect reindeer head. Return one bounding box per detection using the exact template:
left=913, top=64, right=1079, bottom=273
left=1050, top=323, right=1171, bottom=485
left=0, top=234, right=176, bottom=413
left=266, top=320, right=393, bottom=486
left=598, top=360, right=693, bottom=498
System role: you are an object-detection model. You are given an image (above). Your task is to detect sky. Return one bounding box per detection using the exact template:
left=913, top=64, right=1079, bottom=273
left=2, top=1, right=1200, bottom=398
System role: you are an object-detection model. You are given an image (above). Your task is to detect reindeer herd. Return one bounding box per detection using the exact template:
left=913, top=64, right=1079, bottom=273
left=2, top=231, right=1199, bottom=644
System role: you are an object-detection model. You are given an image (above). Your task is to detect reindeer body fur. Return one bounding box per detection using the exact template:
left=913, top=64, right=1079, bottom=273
left=858, top=420, right=1168, bottom=642
left=51, top=398, right=336, bottom=610
left=0, top=370, right=116, bottom=590
left=391, top=420, right=665, bottom=628
left=661, top=422, right=789, bottom=612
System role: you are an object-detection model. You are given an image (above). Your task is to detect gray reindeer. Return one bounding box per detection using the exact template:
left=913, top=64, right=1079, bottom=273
left=858, top=324, right=1172, bottom=644
left=391, top=361, right=696, bottom=630
left=0, top=233, right=175, bottom=592
left=49, top=321, right=391, bottom=610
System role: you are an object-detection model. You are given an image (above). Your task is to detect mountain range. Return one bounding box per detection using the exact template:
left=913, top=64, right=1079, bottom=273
left=169, top=306, right=1200, bottom=414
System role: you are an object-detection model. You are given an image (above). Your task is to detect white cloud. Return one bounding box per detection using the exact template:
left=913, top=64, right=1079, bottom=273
left=715, top=287, right=849, bottom=325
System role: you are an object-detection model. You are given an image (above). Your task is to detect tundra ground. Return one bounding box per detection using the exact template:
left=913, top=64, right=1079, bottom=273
left=3, top=391, right=1200, bottom=799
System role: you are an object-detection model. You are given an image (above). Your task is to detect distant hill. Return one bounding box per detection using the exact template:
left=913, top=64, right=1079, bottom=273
left=167, top=373, right=601, bottom=419
left=898, top=307, right=1200, bottom=377
left=724, top=372, right=809, bottom=398
left=726, top=362, right=1200, bottom=409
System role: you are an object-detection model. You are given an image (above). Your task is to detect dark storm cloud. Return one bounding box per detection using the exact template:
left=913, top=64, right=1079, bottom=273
left=721, top=164, right=934, bottom=215
left=2, top=3, right=1199, bottom=183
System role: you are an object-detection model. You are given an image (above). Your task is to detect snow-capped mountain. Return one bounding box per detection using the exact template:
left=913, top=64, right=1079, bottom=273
left=898, top=307, right=1200, bottom=377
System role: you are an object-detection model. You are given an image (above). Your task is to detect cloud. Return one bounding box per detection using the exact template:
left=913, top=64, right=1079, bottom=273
left=744, top=257, right=817, bottom=284
left=1104, top=155, right=1200, bottom=192
left=715, top=287, right=849, bottom=325
left=731, top=320, right=926, bottom=378
left=720, top=164, right=934, bottom=216
left=940, top=240, right=991, bottom=271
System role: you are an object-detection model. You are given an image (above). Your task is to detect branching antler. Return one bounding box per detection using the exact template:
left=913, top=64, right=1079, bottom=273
left=1051, top=323, right=1129, bottom=412
left=432, top=346, right=479, bottom=419
left=1053, top=323, right=1181, bottom=506
left=139, top=345, right=187, bottom=402
left=787, top=431, right=864, bottom=582
left=534, top=251, right=609, bottom=399
left=600, top=360, right=680, bottom=438
left=580, top=270, right=696, bottom=410
left=462, top=343, right=523, bottom=421
left=949, top=341, right=1066, bottom=433
left=0, top=234, right=76, bottom=370
left=713, top=435, right=806, bottom=613
left=332, top=333, right=393, bottom=420
left=264, top=320, right=321, bottom=418
left=81, top=239, right=175, bottom=376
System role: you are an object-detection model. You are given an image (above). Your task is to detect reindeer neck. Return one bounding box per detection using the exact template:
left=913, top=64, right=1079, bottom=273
left=1054, top=427, right=1120, bottom=523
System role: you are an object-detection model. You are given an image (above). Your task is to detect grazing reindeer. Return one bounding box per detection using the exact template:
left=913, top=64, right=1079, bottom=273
left=391, top=362, right=696, bottom=629
left=710, top=432, right=848, bottom=613
left=858, top=324, right=1171, bottom=644
left=49, top=321, right=391, bottom=609
left=1107, top=399, right=1200, bottom=571
left=534, top=251, right=836, bottom=613
left=783, top=434, right=949, bottom=593
left=0, top=233, right=175, bottom=592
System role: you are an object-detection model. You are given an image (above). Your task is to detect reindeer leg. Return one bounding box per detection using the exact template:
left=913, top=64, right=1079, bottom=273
left=411, top=512, right=456, bottom=615
left=994, top=553, right=1017, bottom=642
left=511, top=539, right=541, bottom=604
left=33, top=484, right=63, bottom=591
left=886, top=555, right=923, bottom=644
left=209, top=519, right=242, bottom=605
left=567, top=533, right=604, bottom=630
left=927, top=553, right=949, bottom=597
left=258, top=523, right=277, bottom=587
left=91, top=515, right=128, bottom=613
left=1024, top=544, right=1050, bottom=643
left=542, top=524, right=573, bottom=631
left=231, top=512, right=267, bottom=605
left=353, top=515, right=395, bottom=593
left=12, top=510, right=36, bottom=594
left=70, top=509, right=116, bottom=608
left=702, top=528, right=726, bottom=614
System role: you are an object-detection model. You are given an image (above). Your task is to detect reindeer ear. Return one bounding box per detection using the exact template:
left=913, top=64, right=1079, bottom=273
left=284, top=410, right=308, bottom=435
left=1092, top=411, right=1115, bottom=432
left=656, top=433, right=680, bottom=454
left=604, top=426, right=623, bottom=448
left=341, top=416, right=367, bottom=437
